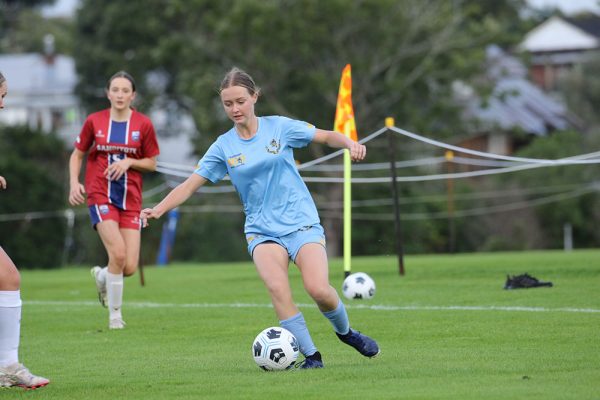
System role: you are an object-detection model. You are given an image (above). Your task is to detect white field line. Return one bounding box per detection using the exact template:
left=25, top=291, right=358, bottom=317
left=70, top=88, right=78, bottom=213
left=24, top=300, right=600, bottom=314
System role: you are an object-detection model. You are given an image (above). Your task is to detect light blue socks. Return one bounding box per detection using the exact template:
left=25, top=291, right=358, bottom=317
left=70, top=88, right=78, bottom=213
left=280, top=312, right=318, bottom=356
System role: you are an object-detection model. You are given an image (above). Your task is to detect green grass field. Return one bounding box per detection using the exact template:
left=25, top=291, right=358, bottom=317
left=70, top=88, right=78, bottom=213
left=4, top=250, right=600, bottom=399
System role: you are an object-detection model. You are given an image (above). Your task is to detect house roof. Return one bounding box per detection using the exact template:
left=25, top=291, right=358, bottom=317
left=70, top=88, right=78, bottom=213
left=458, top=45, right=570, bottom=136
left=519, top=15, right=600, bottom=52
left=0, top=53, right=77, bottom=95
left=566, top=15, right=600, bottom=38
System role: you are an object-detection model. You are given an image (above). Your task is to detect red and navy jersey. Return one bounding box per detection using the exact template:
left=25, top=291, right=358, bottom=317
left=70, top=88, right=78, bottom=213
left=75, top=109, right=160, bottom=211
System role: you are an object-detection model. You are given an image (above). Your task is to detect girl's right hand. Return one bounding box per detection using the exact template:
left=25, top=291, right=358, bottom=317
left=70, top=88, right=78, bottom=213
left=0, top=176, right=6, bottom=189
left=140, top=208, right=160, bottom=228
left=69, top=182, right=86, bottom=205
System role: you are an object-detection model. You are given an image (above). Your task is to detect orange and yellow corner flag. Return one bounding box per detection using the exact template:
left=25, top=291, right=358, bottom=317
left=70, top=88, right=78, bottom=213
left=334, top=64, right=358, bottom=142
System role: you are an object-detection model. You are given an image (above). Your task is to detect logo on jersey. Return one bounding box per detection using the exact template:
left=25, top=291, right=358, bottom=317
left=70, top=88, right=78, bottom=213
left=266, top=139, right=281, bottom=154
left=95, top=130, right=104, bottom=137
left=99, top=205, right=110, bottom=215
left=132, top=131, right=140, bottom=142
left=227, top=154, right=246, bottom=168
left=246, top=234, right=262, bottom=244
left=96, top=145, right=137, bottom=154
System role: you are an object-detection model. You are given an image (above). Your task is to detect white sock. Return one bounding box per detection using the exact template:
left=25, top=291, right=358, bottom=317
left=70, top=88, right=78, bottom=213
left=106, top=272, right=123, bottom=320
left=0, top=290, right=21, bottom=367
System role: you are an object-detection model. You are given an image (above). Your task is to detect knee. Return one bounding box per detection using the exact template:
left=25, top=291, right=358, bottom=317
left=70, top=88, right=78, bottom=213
left=266, top=280, right=291, bottom=301
left=0, top=262, right=21, bottom=290
left=123, top=264, right=137, bottom=277
left=109, top=248, right=127, bottom=268
left=3, top=270, right=21, bottom=290
left=305, top=283, right=334, bottom=304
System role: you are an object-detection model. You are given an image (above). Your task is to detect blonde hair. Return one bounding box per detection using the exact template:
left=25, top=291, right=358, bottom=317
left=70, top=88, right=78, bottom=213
left=220, top=67, right=260, bottom=96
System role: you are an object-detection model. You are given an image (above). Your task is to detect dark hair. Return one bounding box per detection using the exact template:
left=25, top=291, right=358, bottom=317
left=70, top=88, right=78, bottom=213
left=0, top=71, right=5, bottom=85
left=106, top=71, right=136, bottom=92
left=220, top=67, right=259, bottom=96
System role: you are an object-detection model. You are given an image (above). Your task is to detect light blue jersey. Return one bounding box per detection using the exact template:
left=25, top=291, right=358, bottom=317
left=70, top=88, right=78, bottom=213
left=195, top=116, right=319, bottom=236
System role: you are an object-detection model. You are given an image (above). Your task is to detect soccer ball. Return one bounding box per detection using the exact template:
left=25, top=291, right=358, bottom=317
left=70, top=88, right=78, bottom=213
left=252, top=327, right=299, bottom=371
left=342, top=272, right=376, bottom=300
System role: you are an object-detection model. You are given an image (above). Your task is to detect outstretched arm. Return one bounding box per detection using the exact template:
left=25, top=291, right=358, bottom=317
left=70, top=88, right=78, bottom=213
left=141, top=173, right=207, bottom=227
left=312, top=129, right=366, bottom=161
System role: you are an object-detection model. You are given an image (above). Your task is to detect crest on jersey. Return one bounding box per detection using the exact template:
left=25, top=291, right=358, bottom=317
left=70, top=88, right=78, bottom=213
left=227, top=153, right=246, bottom=168
left=99, top=205, right=109, bottom=215
left=266, top=139, right=281, bottom=154
left=132, top=131, right=140, bottom=141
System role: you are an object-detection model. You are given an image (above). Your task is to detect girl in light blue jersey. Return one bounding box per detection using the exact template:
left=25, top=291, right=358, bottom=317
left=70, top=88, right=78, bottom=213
left=141, top=67, right=379, bottom=368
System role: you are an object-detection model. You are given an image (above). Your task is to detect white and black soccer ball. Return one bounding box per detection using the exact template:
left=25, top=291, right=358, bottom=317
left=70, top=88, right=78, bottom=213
left=342, top=272, right=376, bottom=300
left=252, top=327, right=299, bottom=371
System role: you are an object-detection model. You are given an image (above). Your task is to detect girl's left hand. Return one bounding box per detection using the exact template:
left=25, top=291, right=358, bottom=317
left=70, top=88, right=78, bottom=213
left=349, top=141, right=366, bottom=162
left=104, top=158, right=132, bottom=181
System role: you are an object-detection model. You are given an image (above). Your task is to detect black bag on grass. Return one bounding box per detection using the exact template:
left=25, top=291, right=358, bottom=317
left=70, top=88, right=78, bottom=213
left=504, top=273, right=553, bottom=290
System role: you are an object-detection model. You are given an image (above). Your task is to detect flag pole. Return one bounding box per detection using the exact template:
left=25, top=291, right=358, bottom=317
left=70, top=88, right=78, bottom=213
left=343, top=132, right=352, bottom=278
left=334, top=64, right=356, bottom=278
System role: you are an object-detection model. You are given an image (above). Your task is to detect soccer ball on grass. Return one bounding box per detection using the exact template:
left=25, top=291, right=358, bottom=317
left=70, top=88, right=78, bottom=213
left=252, top=327, right=299, bottom=371
left=342, top=272, right=376, bottom=300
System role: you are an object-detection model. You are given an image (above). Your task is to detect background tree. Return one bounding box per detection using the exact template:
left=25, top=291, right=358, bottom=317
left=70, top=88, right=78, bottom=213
left=507, top=131, right=600, bottom=248
left=0, top=126, right=69, bottom=268
left=560, top=53, right=600, bottom=133
left=78, top=0, right=585, bottom=263
left=0, top=0, right=70, bottom=53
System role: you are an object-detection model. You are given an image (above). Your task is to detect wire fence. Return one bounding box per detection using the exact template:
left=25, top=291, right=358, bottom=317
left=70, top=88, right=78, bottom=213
left=3, top=124, right=600, bottom=223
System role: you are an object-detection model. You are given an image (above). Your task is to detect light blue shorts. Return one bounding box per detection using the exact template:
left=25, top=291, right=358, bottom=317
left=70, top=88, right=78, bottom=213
left=246, top=224, right=327, bottom=262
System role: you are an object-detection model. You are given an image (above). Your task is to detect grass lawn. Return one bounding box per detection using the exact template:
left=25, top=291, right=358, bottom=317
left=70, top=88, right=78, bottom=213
left=4, top=249, right=599, bottom=399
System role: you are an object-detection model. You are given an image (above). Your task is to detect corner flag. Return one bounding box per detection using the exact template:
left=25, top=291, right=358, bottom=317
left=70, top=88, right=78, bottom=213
left=334, top=64, right=357, bottom=276
left=334, top=64, right=358, bottom=141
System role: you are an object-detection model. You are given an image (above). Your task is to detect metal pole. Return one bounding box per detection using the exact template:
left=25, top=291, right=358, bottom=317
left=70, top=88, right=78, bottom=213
left=445, top=150, right=456, bottom=253
left=563, top=223, right=573, bottom=251
left=386, top=118, right=405, bottom=275
left=62, top=209, right=75, bottom=266
left=139, top=243, right=145, bottom=287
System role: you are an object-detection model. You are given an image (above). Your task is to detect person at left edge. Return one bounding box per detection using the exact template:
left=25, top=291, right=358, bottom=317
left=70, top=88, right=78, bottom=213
left=68, top=71, right=160, bottom=330
left=0, top=71, right=50, bottom=389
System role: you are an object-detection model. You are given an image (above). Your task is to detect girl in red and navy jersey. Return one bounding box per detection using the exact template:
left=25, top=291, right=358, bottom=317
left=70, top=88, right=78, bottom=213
left=68, top=71, right=160, bottom=330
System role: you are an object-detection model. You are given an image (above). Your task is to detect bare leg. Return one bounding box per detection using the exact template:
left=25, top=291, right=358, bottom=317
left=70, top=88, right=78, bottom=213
left=120, top=228, right=140, bottom=277
left=294, top=243, right=339, bottom=312
left=253, top=243, right=319, bottom=358
left=252, top=243, right=296, bottom=320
